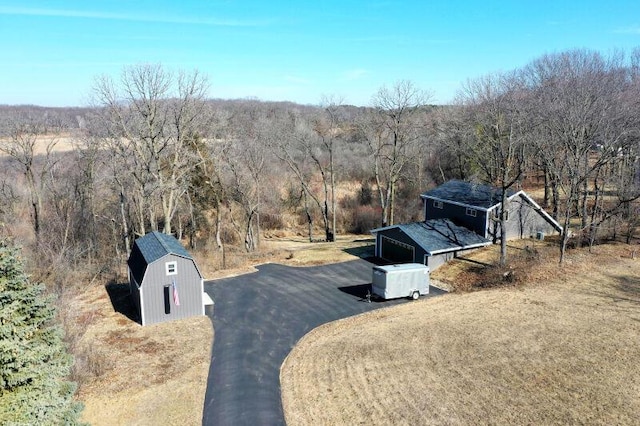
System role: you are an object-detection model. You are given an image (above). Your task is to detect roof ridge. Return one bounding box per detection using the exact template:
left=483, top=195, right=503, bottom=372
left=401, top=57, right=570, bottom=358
left=151, top=231, right=173, bottom=255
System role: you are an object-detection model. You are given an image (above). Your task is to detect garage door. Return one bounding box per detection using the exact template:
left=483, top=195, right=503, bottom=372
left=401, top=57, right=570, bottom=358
left=380, top=236, right=415, bottom=263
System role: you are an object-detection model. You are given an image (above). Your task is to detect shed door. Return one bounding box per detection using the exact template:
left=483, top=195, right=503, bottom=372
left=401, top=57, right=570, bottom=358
left=380, top=235, right=415, bottom=263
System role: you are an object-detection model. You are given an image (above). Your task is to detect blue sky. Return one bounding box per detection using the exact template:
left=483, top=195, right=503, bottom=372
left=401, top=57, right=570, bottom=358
left=1, top=1, right=639, bottom=107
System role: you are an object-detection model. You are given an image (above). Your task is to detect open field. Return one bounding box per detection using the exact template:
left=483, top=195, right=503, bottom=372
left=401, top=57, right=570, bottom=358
left=0, top=132, right=80, bottom=156
left=281, top=242, right=640, bottom=425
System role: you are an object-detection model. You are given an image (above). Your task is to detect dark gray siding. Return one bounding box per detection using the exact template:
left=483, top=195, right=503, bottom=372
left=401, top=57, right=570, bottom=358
left=425, top=199, right=488, bottom=237
left=140, top=254, right=203, bottom=326
left=376, top=229, right=428, bottom=264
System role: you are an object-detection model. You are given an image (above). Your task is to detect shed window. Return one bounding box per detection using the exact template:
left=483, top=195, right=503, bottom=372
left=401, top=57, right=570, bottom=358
left=166, top=261, right=177, bottom=276
left=433, top=200, right=443, bottom=209
left=466, top=207, right=477, bottom=217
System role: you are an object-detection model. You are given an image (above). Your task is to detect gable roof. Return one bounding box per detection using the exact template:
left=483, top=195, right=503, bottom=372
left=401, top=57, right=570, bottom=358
left=372, top=218, right=492, bottom=255
left=127, top=231, right=194, bottom=285
left=510, top=191, right=564, bottom=233
left=134, top=231, right=192, bottom=263
left=421, top=180, right=515, bottom=210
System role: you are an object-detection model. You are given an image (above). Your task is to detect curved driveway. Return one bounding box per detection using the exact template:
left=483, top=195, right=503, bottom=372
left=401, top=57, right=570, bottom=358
left=202, top=259, right=445, bottom=425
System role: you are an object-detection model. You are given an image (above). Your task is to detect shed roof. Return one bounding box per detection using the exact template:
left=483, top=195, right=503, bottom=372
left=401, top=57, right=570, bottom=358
left=421, top=180, right=515, bottom=209
left=372, top=219, right=491, bottom=255
left=134, top=231, right=192, bottom=263
left=127, top=231, right=193, bottom=285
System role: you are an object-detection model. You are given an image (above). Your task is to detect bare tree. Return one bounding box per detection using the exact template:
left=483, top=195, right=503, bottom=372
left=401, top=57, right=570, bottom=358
left=309, top=95, right=345, bottom=241
left=92, top=64, right=209, bottom=237
left=364, top=80, right=432, bottom=227
left=187, top=129, right=228, bottom=260
left=431, top=106, right=474, bottom=182
left=220, top=136, right=264, bottom=252
left=525, top=50, right=635, bottom=262
left=270, top=109, right=334, bottom=242
left=457, top=72, right=529, bottom=266
left=0, top=116, right=59, bottom=241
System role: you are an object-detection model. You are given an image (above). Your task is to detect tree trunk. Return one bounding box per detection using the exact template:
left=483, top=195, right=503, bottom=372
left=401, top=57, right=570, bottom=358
left=303, top=188, right=313, bottom=242
left=551, top=180, right=560, bottom=221
left=119, top=191, right=131, bottom=255
left=389, top=180, right=396, bottom=226
left=543, top=168, right=550, bottom=208
left=580, top=153, right=590, bottom=233
left=499, top=192, right=508, bottom=267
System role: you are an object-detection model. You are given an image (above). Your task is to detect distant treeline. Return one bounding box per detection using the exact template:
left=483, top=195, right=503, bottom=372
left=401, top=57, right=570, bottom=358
left=0, top=47, right=638, bottom=277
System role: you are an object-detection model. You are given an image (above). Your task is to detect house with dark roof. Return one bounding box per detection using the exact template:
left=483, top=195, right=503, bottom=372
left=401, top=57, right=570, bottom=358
left=422, top=180, right=562, bottom=241
left=372, top=180, right=562, bottom=269
left=127, top=231, right=205, bottom=326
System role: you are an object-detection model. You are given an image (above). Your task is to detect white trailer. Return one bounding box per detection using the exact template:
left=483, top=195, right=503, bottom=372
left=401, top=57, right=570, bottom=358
left=371, top=263, right=430, bottom=300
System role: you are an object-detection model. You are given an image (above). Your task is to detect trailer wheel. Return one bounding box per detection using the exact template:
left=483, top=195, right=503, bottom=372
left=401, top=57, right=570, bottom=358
left=411, top=291, right=420, bottom=300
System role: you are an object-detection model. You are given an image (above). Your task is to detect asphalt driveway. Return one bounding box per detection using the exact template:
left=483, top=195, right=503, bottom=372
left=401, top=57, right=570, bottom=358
left=202, top=259, right=446, bottom=425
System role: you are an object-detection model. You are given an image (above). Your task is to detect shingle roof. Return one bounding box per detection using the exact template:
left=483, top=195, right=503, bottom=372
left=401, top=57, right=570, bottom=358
left=376, top=219, right=491, bottom=254
left=135, top=231, right=191, bottom=263
left=421, top=180, right=515, bottom=209
left=127, top=231, right=192, bottom=285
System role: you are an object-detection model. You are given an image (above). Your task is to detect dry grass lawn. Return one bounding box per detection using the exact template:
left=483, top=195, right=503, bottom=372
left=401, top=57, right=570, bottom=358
left=281, top=243, right=640, bottom=425
left=68, top=283, right=213, bottom=426
left=70, top=235, right=639, bottom=425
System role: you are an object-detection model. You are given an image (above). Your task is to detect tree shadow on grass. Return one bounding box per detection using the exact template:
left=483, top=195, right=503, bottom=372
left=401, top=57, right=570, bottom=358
left=105, top=281, right=141, bottom=325
left=455, top=256, right=492, bottom=267
left=580, top=274, right=640, bottom=318
left=343, top=242, right=375, bottom=260
left=614, top=274, right=640, bottom=296
left=605, top=274, right=640, bottom=305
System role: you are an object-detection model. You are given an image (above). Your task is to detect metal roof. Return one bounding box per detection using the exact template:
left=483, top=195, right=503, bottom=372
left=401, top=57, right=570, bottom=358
left=373, top=219, right=491, bottom=255
left=421, top=180, right=515, bottom=209
left=127, top=231, right=193, bottom=285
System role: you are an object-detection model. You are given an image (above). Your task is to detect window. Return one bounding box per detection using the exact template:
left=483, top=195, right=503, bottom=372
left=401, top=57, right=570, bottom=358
left=433, top=200, right=443, bottom=209
left=166, top=261, right=177, bottom=276
left=466, top=207, right=477, bottom=217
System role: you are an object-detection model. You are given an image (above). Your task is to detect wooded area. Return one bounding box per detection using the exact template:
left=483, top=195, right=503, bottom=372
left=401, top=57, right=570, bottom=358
left=1, top=49, right=639, bottom=274
left=1, top=46, right=639, bottom=422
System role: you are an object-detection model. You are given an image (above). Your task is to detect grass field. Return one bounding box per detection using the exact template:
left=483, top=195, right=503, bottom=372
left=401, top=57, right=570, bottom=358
left=281, top=243, right=640, bottom=425
left=70, top=282, right=212, bottom=426
left=73, top=237, right=639, bottom=425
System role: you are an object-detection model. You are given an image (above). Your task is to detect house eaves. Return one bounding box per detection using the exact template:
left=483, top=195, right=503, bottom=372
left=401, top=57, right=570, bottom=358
left=421, top=194, right=491, bottom=212
left=378, top=219, right=491, bottom=256
left=427, top=241, right=492, bottom=255
left=421, top=179, right=514, bottom=210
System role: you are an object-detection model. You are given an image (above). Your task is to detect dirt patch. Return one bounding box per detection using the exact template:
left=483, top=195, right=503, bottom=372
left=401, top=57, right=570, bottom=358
left=281, top=243, right=640, bottom=425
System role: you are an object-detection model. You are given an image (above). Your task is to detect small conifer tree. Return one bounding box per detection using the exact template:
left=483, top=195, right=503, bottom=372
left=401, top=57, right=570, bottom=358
left=0, top=241, right=83, bottom=424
